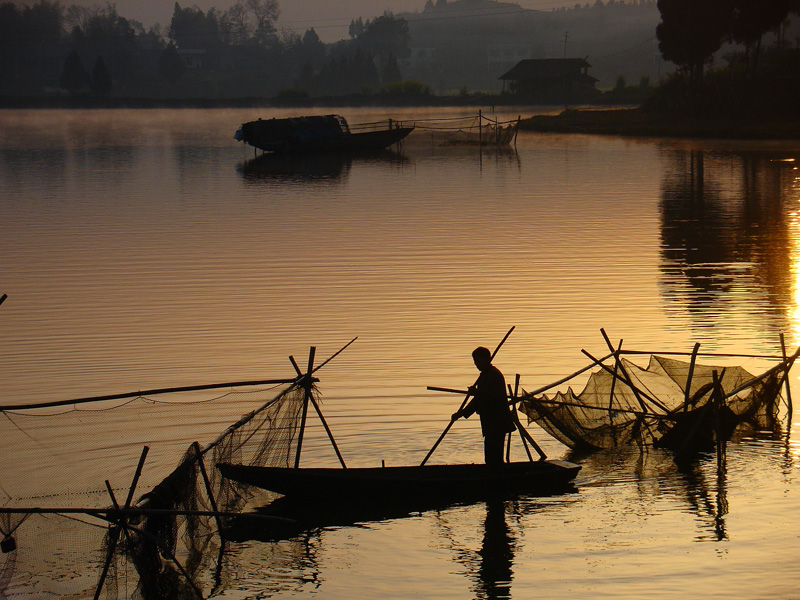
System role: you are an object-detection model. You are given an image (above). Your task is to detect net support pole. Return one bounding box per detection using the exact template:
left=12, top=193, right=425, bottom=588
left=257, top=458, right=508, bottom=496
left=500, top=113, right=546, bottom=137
left=601, top=329, right=668, bottom=414
left=294, top=346, right=316, bottom=469
left=107, top=479, right=205, bottom=600
left=712, top=370, right=727, bottom=475
left=93, top=524, right=120, bottom=600
left=421, top=326, right=515, bottom=466
left=123, top=446, right=149, bottom=510
left=607, top=339, right=622, bottom=425
left=307, top=392, right=348, bottom=469
left=780, top=333, right=793, bottom=415
left=510, top=374, right=545, bottom=461
left=192, top=441, right=224, bottom=538
left=683, top=343, right=701, bottom=412
left=581, top=348, right=661, bottom=411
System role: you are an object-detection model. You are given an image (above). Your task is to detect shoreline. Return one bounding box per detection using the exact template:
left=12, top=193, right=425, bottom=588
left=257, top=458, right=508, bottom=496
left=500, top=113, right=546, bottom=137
left=4, top=97, right=798, bottom=141
left=519, top=107, right=800, bottom=140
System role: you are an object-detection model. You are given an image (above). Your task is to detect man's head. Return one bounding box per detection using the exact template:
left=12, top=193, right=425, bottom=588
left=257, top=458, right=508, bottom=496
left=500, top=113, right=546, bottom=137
left=472, top=346, right=492, bottom=371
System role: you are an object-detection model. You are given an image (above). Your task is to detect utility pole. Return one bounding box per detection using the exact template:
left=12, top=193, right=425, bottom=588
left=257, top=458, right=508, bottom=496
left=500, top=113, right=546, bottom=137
left=563, top=31, right=569, bottom=58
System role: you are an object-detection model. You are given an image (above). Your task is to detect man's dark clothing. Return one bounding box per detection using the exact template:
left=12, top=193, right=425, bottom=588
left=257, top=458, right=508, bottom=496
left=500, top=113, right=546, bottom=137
left=462, top=364, right=516, bottom=464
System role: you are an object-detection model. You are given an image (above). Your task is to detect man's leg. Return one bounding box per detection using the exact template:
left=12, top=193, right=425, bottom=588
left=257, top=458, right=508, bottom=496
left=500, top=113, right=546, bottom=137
left=484, top=433, right=505, bottom=465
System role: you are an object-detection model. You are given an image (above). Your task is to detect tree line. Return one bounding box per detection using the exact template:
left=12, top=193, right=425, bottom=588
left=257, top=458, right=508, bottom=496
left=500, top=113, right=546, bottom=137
left=0, top=0, right=416, bottom=100
left=649, top=0, right=800, bottom=117
left=656, top=0, right=800, bottom=83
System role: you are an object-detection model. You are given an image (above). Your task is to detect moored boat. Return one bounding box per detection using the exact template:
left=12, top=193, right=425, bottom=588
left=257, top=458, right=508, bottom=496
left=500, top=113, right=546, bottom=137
left=217, top=459, right=581, bottom=502
left=234, top=114, right=414, bottom=154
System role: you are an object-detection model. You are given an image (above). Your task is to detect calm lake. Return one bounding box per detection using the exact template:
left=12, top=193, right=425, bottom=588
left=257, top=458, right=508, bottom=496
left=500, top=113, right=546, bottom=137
left=1, top=107, right=800, bottom=599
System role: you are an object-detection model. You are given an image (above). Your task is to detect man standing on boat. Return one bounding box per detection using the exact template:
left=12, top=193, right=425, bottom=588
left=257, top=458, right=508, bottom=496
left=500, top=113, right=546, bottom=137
left=451, top=346, right=516, bottom=465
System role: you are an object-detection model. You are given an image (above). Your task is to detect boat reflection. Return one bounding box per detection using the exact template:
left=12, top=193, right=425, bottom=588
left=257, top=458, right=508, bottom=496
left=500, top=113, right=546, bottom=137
left=237, top=149, right=409, bottom=184
left=224, top=481, right=576, bottom=544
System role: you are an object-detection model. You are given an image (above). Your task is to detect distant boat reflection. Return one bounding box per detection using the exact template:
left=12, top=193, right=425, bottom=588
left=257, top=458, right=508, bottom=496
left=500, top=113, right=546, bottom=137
left=237, top=149, right=409, bottom=184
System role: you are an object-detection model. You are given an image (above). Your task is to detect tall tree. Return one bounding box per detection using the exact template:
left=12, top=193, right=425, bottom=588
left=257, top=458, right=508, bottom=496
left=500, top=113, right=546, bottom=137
left=59, top=49, right=89, bottom=95
left=355, top=14, right=410, bottom=62
left=221, top=2, right=250, bottom=45
left=656, top=0, right=728, bottom=84
left=158, top=41, right=185, bottom=84
left=246, top=0, right=279, bottom=46
left=729, top=0, right=794, bottom=75
left=169, top=2, right=222, bottom=50
left=90, top=55, right=112, bottom=97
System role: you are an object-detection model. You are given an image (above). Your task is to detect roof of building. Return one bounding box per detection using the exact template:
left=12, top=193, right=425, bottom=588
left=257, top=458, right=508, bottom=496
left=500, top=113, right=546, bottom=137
left=499, top=58, right=595, bottom=81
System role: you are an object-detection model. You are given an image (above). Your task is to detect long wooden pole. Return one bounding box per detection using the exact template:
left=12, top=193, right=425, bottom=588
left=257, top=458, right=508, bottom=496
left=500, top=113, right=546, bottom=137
left=123, top=446, right=149, bottom=510
left=192, top=441, right=224, bottom=537
left=581, top=349, right=662, bottom=410
left=307, top=392, right=347, bottom=469
left=0, top=378, right=297, bottom=412
left=427, top=351, right=617, bottom=400
left=607, top=339, right=622, bottom=424
left=294, top=347, right=316, bottom=469
left=428, top=385, right=667, bottom=419
left=420, top=326, right=515, bottom=466
left=509, top=373, right=546, bottom=461
left=683, top=343, right=701, bottom=412
left=780, top=333, right=793, bottom=414
left=601, top=329, right=666, bottom=413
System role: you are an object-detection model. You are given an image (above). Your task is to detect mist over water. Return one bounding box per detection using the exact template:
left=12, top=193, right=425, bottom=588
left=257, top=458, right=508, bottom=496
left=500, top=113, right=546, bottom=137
left=2, top=108, right=800, bottom=598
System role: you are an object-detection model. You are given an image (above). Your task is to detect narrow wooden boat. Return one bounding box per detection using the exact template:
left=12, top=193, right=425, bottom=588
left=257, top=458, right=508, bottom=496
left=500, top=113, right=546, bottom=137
left=234, top=114, right=414, bottom=154
left=217, top=459, right=580, bottom=501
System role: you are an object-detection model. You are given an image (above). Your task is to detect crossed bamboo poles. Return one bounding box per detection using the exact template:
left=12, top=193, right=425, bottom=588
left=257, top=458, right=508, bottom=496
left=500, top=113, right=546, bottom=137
left=425, top=327, right=798, bottom=462
left=0, top=337, right=357, bottom=600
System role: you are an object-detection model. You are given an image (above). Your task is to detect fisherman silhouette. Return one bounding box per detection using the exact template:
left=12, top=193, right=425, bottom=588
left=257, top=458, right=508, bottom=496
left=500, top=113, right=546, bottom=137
left=451, top=347, right=516, bottom=465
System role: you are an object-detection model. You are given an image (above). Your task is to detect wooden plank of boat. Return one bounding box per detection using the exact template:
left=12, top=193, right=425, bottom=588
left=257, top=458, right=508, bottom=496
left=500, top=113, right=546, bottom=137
left=217, top=459, right=580, bottom=500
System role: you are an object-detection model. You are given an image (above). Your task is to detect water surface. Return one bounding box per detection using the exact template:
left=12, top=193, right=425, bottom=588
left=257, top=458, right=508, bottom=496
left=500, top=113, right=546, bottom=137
left=1, top=108, right=800, bottom=599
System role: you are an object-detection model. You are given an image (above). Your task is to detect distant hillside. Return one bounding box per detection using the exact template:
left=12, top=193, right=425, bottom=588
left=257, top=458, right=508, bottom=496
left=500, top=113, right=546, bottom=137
left=397, top=0, right=664, bottom=93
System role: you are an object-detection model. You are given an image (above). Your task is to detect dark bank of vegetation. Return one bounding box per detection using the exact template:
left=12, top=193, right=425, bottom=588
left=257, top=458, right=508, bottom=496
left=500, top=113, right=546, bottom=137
left=522, top=0, right=800, bottom=139
left=0, top=0, right=661, bottom=106
left=4, top=0, right=800, bottom=141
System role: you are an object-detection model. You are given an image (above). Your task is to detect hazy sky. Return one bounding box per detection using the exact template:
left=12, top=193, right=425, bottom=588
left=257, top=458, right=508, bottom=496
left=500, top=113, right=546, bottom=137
left=50, top=0, right=584, bottom=42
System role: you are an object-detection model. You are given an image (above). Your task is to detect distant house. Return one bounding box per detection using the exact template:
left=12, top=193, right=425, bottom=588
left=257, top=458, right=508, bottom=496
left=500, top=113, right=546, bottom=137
left=499, top=58, right=598, bottom=103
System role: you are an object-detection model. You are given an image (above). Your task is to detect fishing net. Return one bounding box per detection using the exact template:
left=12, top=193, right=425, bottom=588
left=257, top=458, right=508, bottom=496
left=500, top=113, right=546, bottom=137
left=519, top=354, right=789, bottom=451
left=0, top=378, right=314, bottom=599
left=408, top=114, right=519, bottom=147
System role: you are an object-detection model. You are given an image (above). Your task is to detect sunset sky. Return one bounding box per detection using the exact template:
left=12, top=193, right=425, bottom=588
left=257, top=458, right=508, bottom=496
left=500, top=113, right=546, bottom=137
left=52, top=0, right=585, bottom=41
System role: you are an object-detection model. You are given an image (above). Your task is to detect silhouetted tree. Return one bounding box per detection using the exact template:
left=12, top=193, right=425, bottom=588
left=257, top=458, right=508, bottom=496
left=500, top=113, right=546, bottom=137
left=221, top=1, right=249, bottom=45
left=348, top=17, right=365, bottom=39
left=656, top=0, right=727, bottom=84
left=59, top=49, right=90, bottom=95
left=168, top=2, right=222, bottom=50
left=76, top=6, right=139, bottom=80
left=158, top=41, right=185, bottom=84
left=355, top=14, right=410, bottom=61
left=1, top=1, right=64, bottom=92
left=246, top=0, right=279, bottom=46
left=381, top=52, right=402, bottom=83
left=90, top=55, right=112, bottom=97
left=729, top=0, right=795, bottom=76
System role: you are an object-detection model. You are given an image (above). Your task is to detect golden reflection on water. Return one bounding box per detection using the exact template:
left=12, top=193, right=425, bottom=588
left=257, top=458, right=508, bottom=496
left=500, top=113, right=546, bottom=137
left=3, top=110, right=800, bottom=599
